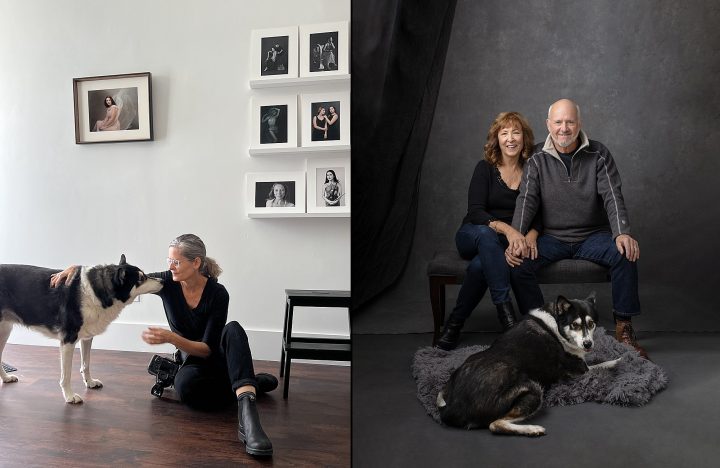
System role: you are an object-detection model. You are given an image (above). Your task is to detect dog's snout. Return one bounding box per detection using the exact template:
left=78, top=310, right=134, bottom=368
left=583, top=340, right=593, bottom=350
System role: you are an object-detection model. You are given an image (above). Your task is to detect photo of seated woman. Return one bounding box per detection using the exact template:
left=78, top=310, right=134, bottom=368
left=88, top=87, right=140, bottom=132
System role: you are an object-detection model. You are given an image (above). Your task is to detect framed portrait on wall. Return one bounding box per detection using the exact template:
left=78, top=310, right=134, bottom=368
left=300, top=91, right=350, bottom=147
left=73, top=72, right=153, bottom=144
left=250, top=26, right=299, bottom=81
left=306, top=157, right=350, bottom=215
left=299, top=21, right=349, bottom=77
left=246, top=172, right=305, bottom=216
left=250, top=95, right=298, bottom=151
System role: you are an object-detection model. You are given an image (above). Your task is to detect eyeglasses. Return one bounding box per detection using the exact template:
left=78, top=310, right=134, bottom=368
left=166, top=257, right=185, bottom=267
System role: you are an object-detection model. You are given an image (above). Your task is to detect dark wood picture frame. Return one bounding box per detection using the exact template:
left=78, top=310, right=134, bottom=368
left=73, top=72, right=153, bottom=144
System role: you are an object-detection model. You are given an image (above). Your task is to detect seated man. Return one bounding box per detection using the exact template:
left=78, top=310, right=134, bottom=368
left=506, top=98, right=648, bottom=359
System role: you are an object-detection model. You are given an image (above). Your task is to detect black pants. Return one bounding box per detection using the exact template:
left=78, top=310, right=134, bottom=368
left=173, top=321, right=257, bottom=410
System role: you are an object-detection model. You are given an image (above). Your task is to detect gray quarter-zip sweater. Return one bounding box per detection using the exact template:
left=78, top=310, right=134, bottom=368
left=511, top=130, right=631, bottom=243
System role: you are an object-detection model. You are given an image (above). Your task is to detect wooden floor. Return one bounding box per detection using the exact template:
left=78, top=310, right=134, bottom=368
left=0, top=344, right=350, bottom=467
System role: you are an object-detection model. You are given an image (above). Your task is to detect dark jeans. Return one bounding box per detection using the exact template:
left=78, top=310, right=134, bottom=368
left=174, top=321, right=257, bottom=410
left=510, top=231, right=641, bottom=318
left=448, top=223, right=511, bottom=323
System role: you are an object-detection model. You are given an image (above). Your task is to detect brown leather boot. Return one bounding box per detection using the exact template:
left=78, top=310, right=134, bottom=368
left=615, top=319, right=649, bottom=360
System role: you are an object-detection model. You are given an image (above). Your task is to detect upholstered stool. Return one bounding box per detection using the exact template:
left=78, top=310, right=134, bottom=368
left=428, top=250, right=610, bottom=345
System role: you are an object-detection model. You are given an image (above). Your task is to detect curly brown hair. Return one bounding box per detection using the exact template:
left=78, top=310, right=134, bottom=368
left=483, top=111, right=534, bottom=167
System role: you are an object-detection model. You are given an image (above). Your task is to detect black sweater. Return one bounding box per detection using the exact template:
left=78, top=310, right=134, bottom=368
left=461, top=160, right=521, bottom=226
left=150, top=271, right=229, bottom=358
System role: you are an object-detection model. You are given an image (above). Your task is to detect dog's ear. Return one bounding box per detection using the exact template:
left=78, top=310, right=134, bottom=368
left=586, top=291, right=596, bottom=305
left=114, top=266, right=127, bottom=285
left=119, top=254, right=127, bottom=265
left=555, top=296, right=572, bottom=315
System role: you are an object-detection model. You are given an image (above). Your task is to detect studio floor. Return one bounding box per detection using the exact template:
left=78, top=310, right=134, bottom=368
left=352, top=331, right=720, bottom=468
left=0, top=344, right=350, bottom=467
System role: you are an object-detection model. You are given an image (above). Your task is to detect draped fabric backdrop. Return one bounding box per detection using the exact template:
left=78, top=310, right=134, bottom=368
left=351, top=0, right=458, bottom=310
left=353, top=0, right=720, bottom=334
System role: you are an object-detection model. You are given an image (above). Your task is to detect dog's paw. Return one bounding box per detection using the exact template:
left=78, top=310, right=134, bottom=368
left=606, top=357, right=622, bottom=368
left=64, top=393, right=84, bottom=404
left=589, top=357, right=622, bottom=371
left=1, top=374, right=19, bottom=383
left=85, top=378, right=103, bottom=389
left=523, top=425, right=546, bottom=437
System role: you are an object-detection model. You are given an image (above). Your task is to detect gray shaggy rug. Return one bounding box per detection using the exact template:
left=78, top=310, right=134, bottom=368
left=412, top=327, right=668, bottom=424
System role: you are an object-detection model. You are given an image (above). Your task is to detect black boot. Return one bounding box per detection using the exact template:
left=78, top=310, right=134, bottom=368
left=255, top=373, right=278, bottom=394
left=237, top=392, right=273, bottom=456
left=496, top=302, right=517, bottom=330
left=436, top=319, right=464, bottom=351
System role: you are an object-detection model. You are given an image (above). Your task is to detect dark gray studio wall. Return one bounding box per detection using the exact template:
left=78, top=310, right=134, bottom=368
left=355, top=0, right=720, bottom=334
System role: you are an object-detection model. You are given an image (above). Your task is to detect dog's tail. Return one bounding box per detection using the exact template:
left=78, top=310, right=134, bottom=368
left=436, top=390, right=447, bottom=408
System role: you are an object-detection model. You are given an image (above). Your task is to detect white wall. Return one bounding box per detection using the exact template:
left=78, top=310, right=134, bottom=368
left=0, top=0, right=350, bottom=360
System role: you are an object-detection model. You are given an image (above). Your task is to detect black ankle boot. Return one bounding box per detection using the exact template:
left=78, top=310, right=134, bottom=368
left=436, top=319, right=464, bottom=351
left=496, top=302, right=517, bottom=330
left=255, top=373, right=278, bottom=394
left=237, top=392, right=273, bottom=456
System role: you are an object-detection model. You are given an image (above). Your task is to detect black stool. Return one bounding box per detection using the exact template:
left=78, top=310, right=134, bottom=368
left=280, top=289, right=351, bottom=399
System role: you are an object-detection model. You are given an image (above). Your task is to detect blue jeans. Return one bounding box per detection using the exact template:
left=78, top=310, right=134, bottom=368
left=448, top=223, right=512, bottom=323
left=509, top=231, right=640, bottom=318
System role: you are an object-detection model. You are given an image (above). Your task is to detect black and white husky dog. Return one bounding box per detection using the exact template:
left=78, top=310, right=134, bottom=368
left=437, top=293, right=620, bottom=436
left=0, top=255, right=163, bottom=403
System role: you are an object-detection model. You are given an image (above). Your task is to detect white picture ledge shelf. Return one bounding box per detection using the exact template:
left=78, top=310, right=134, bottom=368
left=249, top=145, right=351, bottom=157
left=248, top=212, right=350, bottom=218
left=250, top=74, right=350, bottom=89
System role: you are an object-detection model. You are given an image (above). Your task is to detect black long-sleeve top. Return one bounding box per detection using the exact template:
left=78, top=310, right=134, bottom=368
left=149, top=271, right=229, bottom=358
left=461, top=160, right=521, bottom=226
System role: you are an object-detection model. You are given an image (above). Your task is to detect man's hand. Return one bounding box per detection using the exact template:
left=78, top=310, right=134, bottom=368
left=525, top=229, right=539, bottom=260
left=615, top=234, right=639, bottom=262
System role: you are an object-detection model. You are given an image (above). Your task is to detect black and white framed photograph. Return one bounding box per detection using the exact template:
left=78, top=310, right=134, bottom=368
left=250, top=95, right=298, bottom=151
left=299, top=21, right=349, bottom=77
left=300, top=91, right=350, bottom=147
left=250, top=26, right=299, bottom=81
left=306, top=157, right=350, bottom=215
left=246, top=172, right=305, bottom=216
left=73, top=72, right=153, bottom=144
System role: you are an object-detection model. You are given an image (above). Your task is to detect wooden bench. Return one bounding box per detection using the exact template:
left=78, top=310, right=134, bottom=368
left=428, top=250, right=610, bottom=345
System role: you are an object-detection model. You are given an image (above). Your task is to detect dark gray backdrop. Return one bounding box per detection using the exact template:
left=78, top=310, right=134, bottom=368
left=354, top=0, right=720, bottom=334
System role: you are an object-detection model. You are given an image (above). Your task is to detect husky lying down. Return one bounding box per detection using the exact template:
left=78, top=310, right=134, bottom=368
left=437, top=294, right=621, bottom=436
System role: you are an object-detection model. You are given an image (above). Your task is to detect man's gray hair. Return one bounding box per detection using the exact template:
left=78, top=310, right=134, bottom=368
left=548, top=101, right=581, bottom=121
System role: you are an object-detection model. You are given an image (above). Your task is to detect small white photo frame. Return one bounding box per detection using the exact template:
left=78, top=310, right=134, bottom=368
left=250, top=95, right=298, bottom=150
left=300, top=91, right=350, bottom=148
left=299, top=21, right=349, bottom=77
left=250, top=26, right=299, bottom=80
left=306, top=157, right=351, bottom=214
left=246, top=172, right=306, bottom=216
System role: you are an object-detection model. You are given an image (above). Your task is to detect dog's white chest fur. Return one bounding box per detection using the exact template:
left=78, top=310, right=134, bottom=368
left=77, top=270, right=127, bottom=339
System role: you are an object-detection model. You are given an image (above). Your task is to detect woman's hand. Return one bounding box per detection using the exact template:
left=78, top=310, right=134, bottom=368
left=142, top=327, right=175, bottom=346
left=505, top=247, right=523, bottom=267
left=502, top=226, right=528, bottom=258
left=50, top=265, right=79, bottom=288
left=525, top=229, right=539, bottom=260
